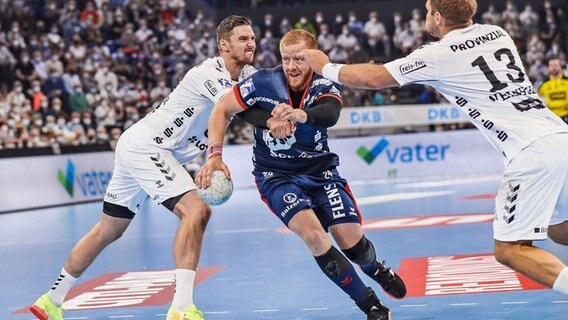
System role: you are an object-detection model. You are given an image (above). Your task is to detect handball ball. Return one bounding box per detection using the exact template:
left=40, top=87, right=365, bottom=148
left=198, top=170, right=233, bottom=206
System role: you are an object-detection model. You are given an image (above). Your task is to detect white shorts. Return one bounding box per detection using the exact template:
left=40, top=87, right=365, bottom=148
left=493, top=133, right=568, bottom=241
left=103, top=130, right=196, bottom=215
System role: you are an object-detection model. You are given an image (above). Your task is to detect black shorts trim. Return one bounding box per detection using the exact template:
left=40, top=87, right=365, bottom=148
left=103, top=201, right=135, bottom=219
left=161, top=191, right=190, bottom=212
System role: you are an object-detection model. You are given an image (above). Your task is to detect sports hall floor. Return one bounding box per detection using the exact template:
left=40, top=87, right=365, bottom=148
left=2, top=173, right=567, bottom=319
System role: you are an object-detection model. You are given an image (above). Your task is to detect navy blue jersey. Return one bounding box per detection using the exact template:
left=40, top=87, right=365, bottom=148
left=233, top=66, right=343, bottom=174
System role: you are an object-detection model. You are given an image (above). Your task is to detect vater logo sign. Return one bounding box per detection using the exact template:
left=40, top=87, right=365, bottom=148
left=57, top=158, right=113, bottom=198
left=357, top=138, right=450, bottom=164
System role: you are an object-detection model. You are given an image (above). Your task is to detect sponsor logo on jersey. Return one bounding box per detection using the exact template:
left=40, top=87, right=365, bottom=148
left=310, top=78, right=333, bottom=87
left=217, top=78, right=232, bottom=88
left=488, top=86, right=537, bottom=102
left=399, top=60, right=426, bottom=75
left=246, top=96, right=280, bottom=106
left=550, top=92, right=567, bottom=100
left=239, top=78, right=256, bottom=98
left=449, top=29, right=506, bottom=52
left=283, top=193, right=298, bottom=204
left=203, top=80, right=218, bottom=96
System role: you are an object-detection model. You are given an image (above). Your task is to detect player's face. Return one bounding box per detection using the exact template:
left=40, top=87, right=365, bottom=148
left=425, top=0, right=441, bottom=38
left=281, top=41, right=312, bottom=91
left=227, top=25, right=256, bottom=65
left=549, top=59, right=562, bottom=76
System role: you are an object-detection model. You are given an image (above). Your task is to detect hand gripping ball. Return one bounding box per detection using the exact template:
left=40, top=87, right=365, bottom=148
left=198, top=170, right=233, bottom=206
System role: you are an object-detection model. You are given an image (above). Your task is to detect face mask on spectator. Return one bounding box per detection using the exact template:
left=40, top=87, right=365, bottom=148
left=84, top=118, right=92, bottom=125
left=370, top=17, right=377, bottom=22
left=72, top=117, right=80, bottom=124
left=97, top=133, right=109, bottom=140
left=57, top=118, right=66, bottom=126
left=300, top=18, right=307, bottom=24
left=335, top=16, right=342, bottom=23
left=33, top=86, right=41, bottom=92
left=316, top=16, right=323, bottom=23
left=35, top=119, right=43, bottom=126
left=349, top=16, right=356, bottom=22
left=22, top=118, right=30, bottom=126
left=265, top=19, right=271, bottom=26
left=7, top=119, right=16, bottom=127
left=41, top=101, right=49, bottom=108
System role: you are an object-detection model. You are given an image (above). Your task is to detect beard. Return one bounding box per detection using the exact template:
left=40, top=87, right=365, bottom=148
left=286, top=71, right=311, bottom=92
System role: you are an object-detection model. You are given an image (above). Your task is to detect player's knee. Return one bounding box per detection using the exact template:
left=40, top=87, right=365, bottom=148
left=299, top=228, right=328, bottom=249
left=494, top=240, right=531, bottom=267
left=342, top=236, right=376, bottom=265
left=548, top=223, right=568, bottom=245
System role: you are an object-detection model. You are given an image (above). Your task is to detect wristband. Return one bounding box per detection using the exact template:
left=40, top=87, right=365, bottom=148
left=322, top=63, right=344, bottom=84
left=208, top=142, right=222, bottom=159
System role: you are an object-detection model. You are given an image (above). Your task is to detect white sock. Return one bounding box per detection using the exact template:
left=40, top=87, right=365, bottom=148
left=553, top=267, right=568, bottom=295
left=47, top=268, right=78, bottom=305
left=172, top=269, right=196, bottom=311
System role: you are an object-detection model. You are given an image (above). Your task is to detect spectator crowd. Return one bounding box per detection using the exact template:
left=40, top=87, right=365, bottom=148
left=0, top=0, right=566, bottom=150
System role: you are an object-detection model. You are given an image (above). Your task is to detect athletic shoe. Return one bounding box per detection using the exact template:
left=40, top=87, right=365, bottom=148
left=363, top=260, right=407, bottom=299
left=29, top=294, right=64, bottom=320
left=355, top=287, right=392, bottom=320
left=166, top=305, right=205, bottom=320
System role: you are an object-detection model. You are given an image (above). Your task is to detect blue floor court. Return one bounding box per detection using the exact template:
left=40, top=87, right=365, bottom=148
left=2, top=174, right=567, bottom=320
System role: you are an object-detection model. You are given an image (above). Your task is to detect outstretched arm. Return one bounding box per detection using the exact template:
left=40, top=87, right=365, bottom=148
left=298, top=49, right=400, bottom=90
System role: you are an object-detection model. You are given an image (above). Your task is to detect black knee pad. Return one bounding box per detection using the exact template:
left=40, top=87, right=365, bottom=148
left=314, top=246, right=351, bottom=277
left=342, top=236, right=376, bottom=265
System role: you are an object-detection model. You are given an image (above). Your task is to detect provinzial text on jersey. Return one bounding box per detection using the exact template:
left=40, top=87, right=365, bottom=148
left=450, top=29, right=506, bottom=52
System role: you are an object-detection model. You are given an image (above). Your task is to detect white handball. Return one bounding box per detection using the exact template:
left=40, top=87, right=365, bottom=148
left=198, top=170, right=233, bottom=206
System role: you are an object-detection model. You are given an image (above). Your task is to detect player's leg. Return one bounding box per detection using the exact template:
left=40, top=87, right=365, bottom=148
left=288, top=209, right=384, bottom=308
left=315, top=173, right=406, bottom=299
left=31, top=142, right=140, bottom=320
left=548, top=221, right=568, bottom=245
left=256, top=171, right=390, bottom=319
left=131, top=150, right=209, bottom=320
left=330, top=223, right=407, bottom=299
left=162, top=190, right=210, bottom=320
left=493, top=134, right=568, bottom=295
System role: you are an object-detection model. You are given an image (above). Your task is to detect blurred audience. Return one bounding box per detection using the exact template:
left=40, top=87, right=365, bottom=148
left=0, top=1, right=566, bottom=150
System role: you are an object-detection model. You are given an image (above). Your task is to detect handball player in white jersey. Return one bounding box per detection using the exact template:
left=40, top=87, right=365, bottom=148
left=30, top=15, right=272, bottom=320
left=299, top=0, right=568, bottom=296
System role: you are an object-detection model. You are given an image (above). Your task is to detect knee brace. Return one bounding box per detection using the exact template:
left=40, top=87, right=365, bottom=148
left=342, top=236, right=376, bottom=265
left=315, top=246, right=351, bottom=277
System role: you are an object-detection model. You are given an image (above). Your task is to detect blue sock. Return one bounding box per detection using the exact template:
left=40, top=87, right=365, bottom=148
left=315, top=246, right=368, bottom=302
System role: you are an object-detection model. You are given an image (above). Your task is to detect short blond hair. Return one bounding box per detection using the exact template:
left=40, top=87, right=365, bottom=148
left=280, top=29, right=318, bottom=50
left=430, top=0, right=477, bottom=26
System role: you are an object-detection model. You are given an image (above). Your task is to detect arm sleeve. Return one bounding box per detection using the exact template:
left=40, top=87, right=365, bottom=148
left=383, top=45, right=439, bottom=86
left=236, top=107, right=272, bottom=129
left=305, top=96, right=342, bottom=127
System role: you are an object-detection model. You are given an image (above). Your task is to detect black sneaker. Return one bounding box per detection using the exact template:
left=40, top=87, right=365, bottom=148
left=356, top=287, right=392, bottom=320
left=363, top=261, right=407, bottom=299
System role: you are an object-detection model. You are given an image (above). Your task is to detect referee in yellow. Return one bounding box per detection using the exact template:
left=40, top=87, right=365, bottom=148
left=538, top=58, right=568, bottom=123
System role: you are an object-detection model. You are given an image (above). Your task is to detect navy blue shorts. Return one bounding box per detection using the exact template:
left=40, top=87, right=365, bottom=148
left=253, top=168, right=362, bottom=231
